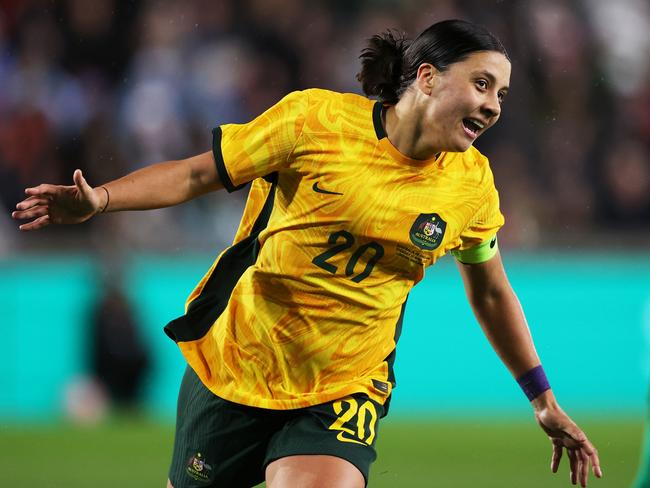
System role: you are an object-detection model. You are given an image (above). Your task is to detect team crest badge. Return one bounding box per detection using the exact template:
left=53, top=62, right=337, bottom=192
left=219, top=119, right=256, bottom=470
left=186, top=452, right=213, bottom=482
left=409, top=213, right=446, bottom=250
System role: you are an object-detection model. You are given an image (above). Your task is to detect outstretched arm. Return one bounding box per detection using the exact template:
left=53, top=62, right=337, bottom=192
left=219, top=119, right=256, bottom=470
left=456, top=252, right=602, bottom=487
left=12, top=151, right=222, bottom=231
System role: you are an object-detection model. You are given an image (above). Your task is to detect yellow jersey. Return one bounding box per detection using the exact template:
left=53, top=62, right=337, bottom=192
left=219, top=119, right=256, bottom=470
left=164, top=88, right=504, bottom=410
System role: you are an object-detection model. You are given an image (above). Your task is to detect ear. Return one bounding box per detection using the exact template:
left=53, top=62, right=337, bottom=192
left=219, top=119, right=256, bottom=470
left=415, top=63, right=437, bottom=95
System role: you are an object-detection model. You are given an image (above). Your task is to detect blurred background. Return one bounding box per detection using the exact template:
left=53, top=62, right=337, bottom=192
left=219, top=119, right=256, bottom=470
left=0, top=0, right=648, bottom=486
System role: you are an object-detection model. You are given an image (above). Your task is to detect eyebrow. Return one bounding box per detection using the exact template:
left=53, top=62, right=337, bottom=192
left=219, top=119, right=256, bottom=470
left=474, top=70, right=509, bottom=92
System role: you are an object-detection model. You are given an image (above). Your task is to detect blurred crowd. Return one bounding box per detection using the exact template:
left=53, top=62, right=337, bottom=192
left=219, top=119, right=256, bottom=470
left=0, top=0, right=648, bottom=256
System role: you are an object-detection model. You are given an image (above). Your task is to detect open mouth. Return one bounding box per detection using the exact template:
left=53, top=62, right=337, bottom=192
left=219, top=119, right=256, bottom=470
left=462, top=118, right=484, bottom=138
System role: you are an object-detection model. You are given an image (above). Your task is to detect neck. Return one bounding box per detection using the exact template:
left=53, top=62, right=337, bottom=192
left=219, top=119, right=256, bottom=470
left=384, top=93, right=440, bottom=161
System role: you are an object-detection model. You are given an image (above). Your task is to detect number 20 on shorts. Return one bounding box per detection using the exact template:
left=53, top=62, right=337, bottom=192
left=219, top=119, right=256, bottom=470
left=328, top=397, right=378, bottom=445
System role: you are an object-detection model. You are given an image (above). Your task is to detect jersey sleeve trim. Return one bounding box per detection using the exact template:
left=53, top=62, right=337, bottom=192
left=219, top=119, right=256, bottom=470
left=212, top=126, right=246, bottom=193
left=452, top=235, right=499, bottom=264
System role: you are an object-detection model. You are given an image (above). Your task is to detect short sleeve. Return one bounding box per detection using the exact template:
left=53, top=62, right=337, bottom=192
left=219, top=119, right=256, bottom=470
left=213, top=90, right=308, bottom=192
left=451, top=182, right=505, bottom=264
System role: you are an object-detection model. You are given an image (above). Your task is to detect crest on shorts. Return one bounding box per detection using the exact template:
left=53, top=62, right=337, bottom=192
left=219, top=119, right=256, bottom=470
left=409, top=213, right=446, bottom=250
left=186, top=452, right=213, bottom=482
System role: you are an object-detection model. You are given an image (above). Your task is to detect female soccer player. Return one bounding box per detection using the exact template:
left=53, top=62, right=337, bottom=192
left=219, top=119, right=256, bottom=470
left=13, top=19, right=602, bottom=488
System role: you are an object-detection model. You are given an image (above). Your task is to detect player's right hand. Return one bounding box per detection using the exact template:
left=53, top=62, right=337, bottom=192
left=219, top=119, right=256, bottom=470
left=12, top=169, right=105, bottom=231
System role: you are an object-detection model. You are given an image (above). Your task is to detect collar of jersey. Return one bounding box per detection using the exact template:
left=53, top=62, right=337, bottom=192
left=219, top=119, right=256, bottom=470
left=372, top=101, right=443, bottom=168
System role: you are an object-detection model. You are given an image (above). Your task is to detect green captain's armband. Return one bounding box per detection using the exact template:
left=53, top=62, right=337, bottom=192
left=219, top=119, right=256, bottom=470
left=451, top=235, right=499, bottom=264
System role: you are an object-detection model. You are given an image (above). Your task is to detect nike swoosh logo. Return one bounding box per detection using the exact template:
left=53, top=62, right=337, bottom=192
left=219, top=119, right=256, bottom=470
left=312, top=182, right=343, bottom=195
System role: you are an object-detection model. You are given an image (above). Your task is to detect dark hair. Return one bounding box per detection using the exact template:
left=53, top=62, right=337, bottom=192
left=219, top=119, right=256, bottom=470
left=357, top=19, right=509, bottom=104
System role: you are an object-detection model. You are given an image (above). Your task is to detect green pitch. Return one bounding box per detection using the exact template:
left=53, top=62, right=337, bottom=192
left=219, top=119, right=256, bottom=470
left=0, top=417, right=642, bottom=487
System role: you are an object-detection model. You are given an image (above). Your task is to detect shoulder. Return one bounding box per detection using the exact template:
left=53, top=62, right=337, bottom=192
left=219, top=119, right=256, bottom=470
left=299, top=89, right=376, bottom=135
left=438, top=146, right=497, bottom=194
left=278, top=89, right=371, bottom=115
left=457, top=145, right=495, bottom=185
left=301, top=88, right=373, bottom=108
left=302, top=88, right=375, bottom=118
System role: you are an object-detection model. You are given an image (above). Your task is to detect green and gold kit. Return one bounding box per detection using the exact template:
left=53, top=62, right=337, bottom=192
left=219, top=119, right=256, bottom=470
left=165, top=88, right=504, bottom=410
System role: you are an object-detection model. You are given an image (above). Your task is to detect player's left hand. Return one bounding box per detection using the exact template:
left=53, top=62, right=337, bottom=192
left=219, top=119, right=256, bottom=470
left=534, top=400, right=602, bottom=487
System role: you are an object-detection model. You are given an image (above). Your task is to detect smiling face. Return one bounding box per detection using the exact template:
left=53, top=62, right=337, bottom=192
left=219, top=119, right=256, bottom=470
left=418, top=51, right=511, bottom=154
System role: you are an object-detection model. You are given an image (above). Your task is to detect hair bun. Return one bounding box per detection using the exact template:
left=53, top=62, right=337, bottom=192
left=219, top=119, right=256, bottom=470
left=356, top=30, right=409, bottom=105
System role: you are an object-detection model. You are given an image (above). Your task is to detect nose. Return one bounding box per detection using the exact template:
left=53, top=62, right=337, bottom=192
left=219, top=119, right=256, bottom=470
left=481, top=93, right=501, bottom=119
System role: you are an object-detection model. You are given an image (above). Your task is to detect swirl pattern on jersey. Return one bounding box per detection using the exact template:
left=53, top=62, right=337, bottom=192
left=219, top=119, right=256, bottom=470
left=165, top=89, right=504, bottom=410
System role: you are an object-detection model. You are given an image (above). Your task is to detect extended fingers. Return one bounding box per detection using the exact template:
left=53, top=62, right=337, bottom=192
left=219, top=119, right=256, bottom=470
left=567, top=449, right=578, bottom=485
left=579, top=449, right=590, bottom=487
left=591, top=452, right=602, bottom=478
left=14, top=196, right=50, bottom=211
left=568, top=448, right=592, bottom=487
left=12, top=205, right=49, bottom=221
left=18, top=214, right=50, bottom=231
left=551, top=440, right=563, bottom=473
left=24, top=184, right=59, bottom=197
left=582, top=439, right=603, bottom=479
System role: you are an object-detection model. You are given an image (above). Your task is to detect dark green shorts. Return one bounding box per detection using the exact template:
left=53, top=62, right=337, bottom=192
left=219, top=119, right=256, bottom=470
left=168, top=366, right=385, bottom=488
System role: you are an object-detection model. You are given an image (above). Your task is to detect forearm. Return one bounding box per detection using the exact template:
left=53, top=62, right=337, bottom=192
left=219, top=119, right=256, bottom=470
left=473, top=288, right=560, bottom=410
left=97, top=152, right=221, bottom=212
left=470, top=283, right=541, bottom=378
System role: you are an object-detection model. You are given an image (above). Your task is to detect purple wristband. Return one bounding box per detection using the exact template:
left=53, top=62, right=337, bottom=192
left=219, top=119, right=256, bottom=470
left=517, top=365, right=551, bottom=401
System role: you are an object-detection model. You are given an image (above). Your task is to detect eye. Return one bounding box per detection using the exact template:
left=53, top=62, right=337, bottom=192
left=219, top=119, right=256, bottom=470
left=475, top=79, right=488, bottom=90
left=497, top=91, right=507, bottom=104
